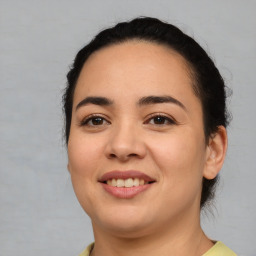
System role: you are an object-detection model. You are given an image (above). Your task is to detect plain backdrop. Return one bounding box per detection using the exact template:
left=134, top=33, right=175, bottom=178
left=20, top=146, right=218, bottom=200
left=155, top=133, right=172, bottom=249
left=1, top=0, right=255, bottom=255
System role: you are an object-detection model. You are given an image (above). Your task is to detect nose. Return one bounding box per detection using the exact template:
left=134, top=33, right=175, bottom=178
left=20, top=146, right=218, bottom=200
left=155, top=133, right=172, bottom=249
left=105, top=123, right=147, bottom=162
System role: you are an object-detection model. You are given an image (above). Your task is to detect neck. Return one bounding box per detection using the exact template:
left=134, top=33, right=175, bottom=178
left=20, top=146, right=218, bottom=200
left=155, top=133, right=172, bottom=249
left=90, top=211, right=213, bottom=256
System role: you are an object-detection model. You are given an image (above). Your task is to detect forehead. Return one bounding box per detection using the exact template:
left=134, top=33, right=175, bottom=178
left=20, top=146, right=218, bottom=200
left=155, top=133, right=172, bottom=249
left=74, top=41, right=197, bottom=105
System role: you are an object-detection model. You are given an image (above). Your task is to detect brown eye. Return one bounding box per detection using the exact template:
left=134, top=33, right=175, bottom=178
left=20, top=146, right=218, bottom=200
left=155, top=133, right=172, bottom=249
left=152, top=116, right=167, bottom=125
left=147, top=115, right=176, bottom=125
left=90, top=117, right=105, bottom=125
left=81, top=116, right=110, bottom=127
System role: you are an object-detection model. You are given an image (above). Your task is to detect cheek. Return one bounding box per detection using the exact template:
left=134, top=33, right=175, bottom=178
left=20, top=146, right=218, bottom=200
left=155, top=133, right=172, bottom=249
left=149, top=132, right=206, bottom=209
left=67, top=133, right=105, bottom=215
left=68, top=132, right=104, bottom=177
left=149, top=130, right=206, bottom=182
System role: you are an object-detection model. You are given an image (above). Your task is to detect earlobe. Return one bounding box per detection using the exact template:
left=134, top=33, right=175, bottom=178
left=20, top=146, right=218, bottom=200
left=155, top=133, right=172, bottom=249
left=203, top=126, right=228, bottom=180
left=67, top=163, right=71, bottom=173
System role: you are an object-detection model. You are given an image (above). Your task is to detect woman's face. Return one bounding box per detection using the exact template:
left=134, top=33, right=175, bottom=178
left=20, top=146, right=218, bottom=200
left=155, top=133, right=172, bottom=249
left=67, top=41, right=212, bottom=236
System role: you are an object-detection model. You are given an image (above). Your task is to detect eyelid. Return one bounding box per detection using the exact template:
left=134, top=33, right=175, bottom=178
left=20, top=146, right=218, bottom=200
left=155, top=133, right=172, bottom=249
left=80, top=114, right=110, bottom=126
left=144, top=113, right=177, bottom=125
left=79, top=112, right=177, bottom=127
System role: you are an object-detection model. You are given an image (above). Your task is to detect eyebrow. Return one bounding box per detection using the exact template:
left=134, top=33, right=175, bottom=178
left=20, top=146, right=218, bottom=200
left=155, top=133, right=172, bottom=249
left=76, top=95, right=187, bottom=111
left=76, top=96, right=113, bottom=110
left=138, top=95, right=187, bottom=111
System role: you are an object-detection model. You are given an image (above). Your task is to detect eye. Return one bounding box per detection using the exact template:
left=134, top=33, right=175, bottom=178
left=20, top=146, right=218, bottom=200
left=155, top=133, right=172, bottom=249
left=80, top=115, right=110, bottom=127
left=145, top=114, right=176, bottom=126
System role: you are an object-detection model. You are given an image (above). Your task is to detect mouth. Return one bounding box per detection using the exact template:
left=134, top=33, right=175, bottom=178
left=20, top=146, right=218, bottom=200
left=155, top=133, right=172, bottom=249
left=104, top=178, right=154, bottom=187
left=98, top=170, right=156, bottom=198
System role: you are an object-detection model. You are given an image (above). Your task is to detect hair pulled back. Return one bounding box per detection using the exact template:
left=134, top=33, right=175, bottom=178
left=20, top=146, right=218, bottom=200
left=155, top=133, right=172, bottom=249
left=63, top=17, right=230, bottom=208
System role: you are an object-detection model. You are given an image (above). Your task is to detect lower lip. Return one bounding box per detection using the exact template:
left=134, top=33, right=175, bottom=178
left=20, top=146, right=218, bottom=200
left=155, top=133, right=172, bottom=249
left=100, top=183, right=152, bottom=199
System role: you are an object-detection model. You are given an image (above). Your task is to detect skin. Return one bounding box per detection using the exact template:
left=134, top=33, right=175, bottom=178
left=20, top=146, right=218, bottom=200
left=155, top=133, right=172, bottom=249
left=67, top=41, right=227, bottom=256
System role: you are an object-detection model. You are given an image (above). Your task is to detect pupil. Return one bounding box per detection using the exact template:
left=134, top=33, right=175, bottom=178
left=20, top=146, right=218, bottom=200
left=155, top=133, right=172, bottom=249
left=154, top=116, right=165, bottom=124
left=92, top=117, right=103, bottom=125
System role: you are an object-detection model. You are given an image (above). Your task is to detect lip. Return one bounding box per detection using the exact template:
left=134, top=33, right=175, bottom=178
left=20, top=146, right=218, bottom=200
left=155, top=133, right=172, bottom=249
left=98, top=170, right=155, bottom=199
left=98, top=170, right=155, bottom=182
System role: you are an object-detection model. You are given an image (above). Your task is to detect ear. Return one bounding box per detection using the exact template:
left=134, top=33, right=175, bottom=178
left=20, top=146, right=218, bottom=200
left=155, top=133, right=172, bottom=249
left=67, top=163, right=71, bottom=173
left=203, top=126, right=228, bottom=180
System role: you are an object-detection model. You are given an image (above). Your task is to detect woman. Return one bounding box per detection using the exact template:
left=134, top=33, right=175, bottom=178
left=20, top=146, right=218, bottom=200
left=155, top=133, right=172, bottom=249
left=63, top=17, right=236, bottom=256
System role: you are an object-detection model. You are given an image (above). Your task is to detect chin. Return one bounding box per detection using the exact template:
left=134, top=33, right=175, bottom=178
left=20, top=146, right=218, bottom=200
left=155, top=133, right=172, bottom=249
left=92, top=209, right=154, bottom=238
left=97, top=222, right=153, bottom=239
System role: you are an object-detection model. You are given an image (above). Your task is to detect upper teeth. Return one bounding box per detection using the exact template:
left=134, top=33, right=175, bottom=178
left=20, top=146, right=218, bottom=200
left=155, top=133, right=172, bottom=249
left=106, top=178, right=147, bottom=187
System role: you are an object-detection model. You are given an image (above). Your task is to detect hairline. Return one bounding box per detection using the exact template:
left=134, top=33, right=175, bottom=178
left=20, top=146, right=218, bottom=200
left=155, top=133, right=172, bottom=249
left=67, top=38, right=207, bottom=144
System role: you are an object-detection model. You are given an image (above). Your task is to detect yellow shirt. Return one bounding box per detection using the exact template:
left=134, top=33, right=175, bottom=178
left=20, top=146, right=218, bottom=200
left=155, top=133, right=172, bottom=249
left=79, top=241, right=237, bottom=256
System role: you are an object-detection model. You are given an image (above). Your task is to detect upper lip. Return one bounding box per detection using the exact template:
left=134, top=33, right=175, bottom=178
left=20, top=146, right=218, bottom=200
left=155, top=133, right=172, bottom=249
left=98, top=170, right=155, bottom=183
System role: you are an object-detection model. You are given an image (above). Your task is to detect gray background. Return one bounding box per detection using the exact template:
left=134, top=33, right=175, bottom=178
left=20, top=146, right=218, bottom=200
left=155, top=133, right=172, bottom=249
left=1, top=0, right=255, bottom=255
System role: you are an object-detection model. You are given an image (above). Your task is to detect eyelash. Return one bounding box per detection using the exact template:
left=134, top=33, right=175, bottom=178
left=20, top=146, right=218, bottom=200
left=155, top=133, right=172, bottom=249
left=80, top=113, right=176, bottom=127
left=80, top=114, right=110, bottom=127
left=144, top=113, right=176, bottom=126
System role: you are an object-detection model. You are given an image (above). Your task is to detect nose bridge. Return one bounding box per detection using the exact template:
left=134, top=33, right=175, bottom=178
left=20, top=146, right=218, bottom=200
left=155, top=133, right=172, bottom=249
left=106, top=118, right=146, bottom=160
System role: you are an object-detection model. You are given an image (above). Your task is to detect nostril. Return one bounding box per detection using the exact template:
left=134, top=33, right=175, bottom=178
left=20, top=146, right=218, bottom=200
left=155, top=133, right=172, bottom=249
left=108, top=153, right=138, bottom=159
left=128, top=153, right=138, bottom=157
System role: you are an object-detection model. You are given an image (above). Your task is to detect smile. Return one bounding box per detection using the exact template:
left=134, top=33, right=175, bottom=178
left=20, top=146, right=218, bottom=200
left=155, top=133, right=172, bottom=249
left=99, top=170, right=156, bottom=198
left=106, top=178, right=150, bottom=187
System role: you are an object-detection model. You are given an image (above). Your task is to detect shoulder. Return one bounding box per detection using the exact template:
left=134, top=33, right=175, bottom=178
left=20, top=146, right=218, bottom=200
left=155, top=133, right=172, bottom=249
left=203, top=241, right=237, bottom=256
left=79, top=241, right=236, bottom=256
left=78, top=243, right=94, bottom=256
